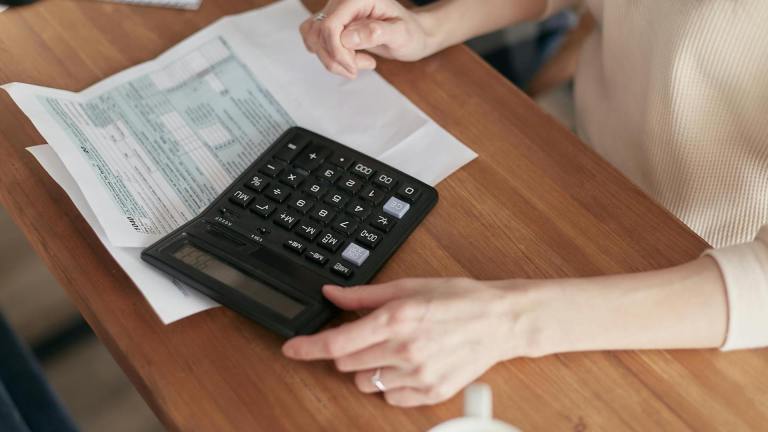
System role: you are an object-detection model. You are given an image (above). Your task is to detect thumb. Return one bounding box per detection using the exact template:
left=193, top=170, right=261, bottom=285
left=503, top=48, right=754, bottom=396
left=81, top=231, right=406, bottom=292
left=323, top=280, right=416, bottom=311
left=341, top=19, right=405, bottom=51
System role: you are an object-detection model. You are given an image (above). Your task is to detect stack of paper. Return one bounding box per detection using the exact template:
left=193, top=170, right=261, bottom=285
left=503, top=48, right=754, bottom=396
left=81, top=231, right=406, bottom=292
left=100, top=0, right=202, bottom=10
left=5, top=0, right=476, bottom=324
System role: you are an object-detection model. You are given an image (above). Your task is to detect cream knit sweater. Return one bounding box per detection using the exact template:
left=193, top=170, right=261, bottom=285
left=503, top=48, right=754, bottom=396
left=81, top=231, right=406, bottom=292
left=550, top=0, right=768, bottom=349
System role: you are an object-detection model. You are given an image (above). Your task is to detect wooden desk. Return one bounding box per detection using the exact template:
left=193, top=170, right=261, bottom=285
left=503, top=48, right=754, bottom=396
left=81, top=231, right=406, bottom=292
left=1, top=1, right=766, bottom=430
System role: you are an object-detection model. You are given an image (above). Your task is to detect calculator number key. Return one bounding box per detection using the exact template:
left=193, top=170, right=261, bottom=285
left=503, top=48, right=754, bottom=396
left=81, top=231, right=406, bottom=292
left=229, top=190, right=254, bottom=208
left=351, top=162, right=375, bottom=179
left=309, top=205, right=336, bottom=224
left=288, top=197, right=315, bottom=214
left=274, top=210, right=301, bottom=230
left=359, top=185, right=386, bottom=205
left=373, top=172, right=396, bottom=190
left=324, top=191, right=349, bottom=208
left=341, top=243, right=370, bottom=267
left=318, top=231, right=344, bottom=252
left=346, top=200, right=371, bottom=220
left=302, top=181, right=328, bottom=199
left=370, top=213, right=396, bottom=232
left=259, top=160, right=284, bottom=178
left=356, top=227, right=383, bottom=248
left=337, top=175, right=362, bottom=195
left=383, top=196, right=410, bottom=219
left=266, top=185, right=291, bottom=203
left=250, top=197, right=276, bottom=218
left=396, top=184, right=421, bottom=202
left=245, top=174, right=269, bottom=192
left=318, top=164, right=342, bottom=183
left=332, top=215, right=358, bottom=235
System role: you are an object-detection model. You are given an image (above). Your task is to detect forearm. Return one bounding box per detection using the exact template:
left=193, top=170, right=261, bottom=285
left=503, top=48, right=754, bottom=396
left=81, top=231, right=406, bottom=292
left=510, top=257, right=728, bottom=357
left=413, top=0, right=552, bottom=54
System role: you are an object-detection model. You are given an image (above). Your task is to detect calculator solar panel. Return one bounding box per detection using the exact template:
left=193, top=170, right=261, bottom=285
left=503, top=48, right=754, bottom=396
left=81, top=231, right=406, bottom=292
left=141, top=127, right=438, bottom=337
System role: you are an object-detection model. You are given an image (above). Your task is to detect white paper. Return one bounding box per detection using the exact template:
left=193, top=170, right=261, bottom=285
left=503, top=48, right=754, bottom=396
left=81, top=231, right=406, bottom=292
left=3, top=0, right=476, bottom=249
left=28, top=145, right=218, bottom=324
left=0, top=6, right=8, bottom=13
left=100, top=0, right=202, bottom=10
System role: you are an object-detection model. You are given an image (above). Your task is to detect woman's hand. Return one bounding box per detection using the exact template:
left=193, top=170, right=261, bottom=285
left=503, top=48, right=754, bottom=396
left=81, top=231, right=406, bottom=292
left=299, top=0, right=437, bottom=79
left=282, top=278, right=529, bottom=407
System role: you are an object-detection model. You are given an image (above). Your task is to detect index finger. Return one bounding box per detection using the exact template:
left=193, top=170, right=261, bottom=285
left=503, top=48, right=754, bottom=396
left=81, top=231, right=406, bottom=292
left=282, top=307, right=392, bottom=360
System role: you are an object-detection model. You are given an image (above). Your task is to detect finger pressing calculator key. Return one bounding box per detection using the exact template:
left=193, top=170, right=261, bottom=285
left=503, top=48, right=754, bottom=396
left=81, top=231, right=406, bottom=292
left=142, top=127, right=438, bottom=337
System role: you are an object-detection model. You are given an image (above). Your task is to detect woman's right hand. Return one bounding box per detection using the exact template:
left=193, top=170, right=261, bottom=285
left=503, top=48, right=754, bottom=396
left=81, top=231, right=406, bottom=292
left=299, top=0, right=437, bottom=79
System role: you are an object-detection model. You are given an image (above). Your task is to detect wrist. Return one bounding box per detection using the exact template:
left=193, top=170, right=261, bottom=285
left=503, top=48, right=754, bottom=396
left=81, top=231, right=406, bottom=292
left=490, top=279, right=566, bottom=359
left=412, top=6, right=450, bottom=58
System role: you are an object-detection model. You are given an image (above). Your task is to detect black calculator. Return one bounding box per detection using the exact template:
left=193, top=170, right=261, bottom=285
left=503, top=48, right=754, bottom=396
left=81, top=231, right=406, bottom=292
left=141, top=127, right=437, bottom=337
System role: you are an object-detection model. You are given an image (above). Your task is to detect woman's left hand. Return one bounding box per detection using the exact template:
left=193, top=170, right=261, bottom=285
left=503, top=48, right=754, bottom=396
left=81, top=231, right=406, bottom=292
left=282, top=278, right=525, bottom=407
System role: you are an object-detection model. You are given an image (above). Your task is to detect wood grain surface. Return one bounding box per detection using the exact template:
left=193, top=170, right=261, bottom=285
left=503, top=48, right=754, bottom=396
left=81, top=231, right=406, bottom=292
left=1, top=1, right=766, bottom=431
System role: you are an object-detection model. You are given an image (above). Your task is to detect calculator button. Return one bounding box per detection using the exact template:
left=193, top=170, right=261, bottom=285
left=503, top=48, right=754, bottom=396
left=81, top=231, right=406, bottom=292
left=274, top=139, right=307, bottom=162
left=324, top=191, right=349, bottom=208
left=284, top=238, right=306, bottom=254
left=266, top=185, right=291, bottom=203
left=370, top=213, right=396, bottom=232
left=331, top=261, right=354, bottom=279
left=318, top=231, right=344, bottom=252
left=346, top=200, right=371, bottom=220
left=309, top=205, right=336, bottom=224
left=329, top=153, right=353, bottom=169
left=250, top=197, right=276, bottom=218
left=288, top=196, right=315, bottom=214
left=305, top=250, right=329, bottom=266
left=332, top=215, right=358, bottom=235
left=229, top=190, right=254, bottom=208
left=274, top=210, right=301, bottom=230
left=351, top=162, right=375, bottom=179
left=245, top=174, right=269, bottom=192
left=341, top=243, right=370, bottom=267
left=337, top=175, right=363, bottom=195
left=259, top=160, right=284, bottom=178
left=373, top=172, right=397, bottom=190
left=396, top=184, right=421, bottom=202
left=279, top=170, right=305, bottom=188
left=383, top=196, right=410, bottom=219
left=317, top=163, right=342, bottom=183
left=359, top=185, right=386, bottom=205
left=302, top=180, right=328, bottom=199
left=295, top=221, right=321, bottom=241
left=294, top=145, right=331, bottom=171
left=355, top=227, right=383, bottom=248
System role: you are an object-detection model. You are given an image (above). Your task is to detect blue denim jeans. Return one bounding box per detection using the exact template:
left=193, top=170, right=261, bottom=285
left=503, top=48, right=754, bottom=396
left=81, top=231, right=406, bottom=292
left=0, top=314, right=78, bottom=432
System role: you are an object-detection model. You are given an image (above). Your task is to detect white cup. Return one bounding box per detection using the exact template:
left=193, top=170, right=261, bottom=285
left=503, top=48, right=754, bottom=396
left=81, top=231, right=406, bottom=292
left=427, top=383, right=521, bottom=432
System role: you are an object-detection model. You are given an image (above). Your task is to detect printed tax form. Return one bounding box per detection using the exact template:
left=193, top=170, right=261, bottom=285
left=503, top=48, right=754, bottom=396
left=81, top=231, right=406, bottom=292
left=7, top=0, right=477, bottom=323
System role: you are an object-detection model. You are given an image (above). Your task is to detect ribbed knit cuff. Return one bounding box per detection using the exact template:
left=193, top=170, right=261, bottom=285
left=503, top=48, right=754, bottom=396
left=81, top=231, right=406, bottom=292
left=704, top=240, right=768, bottom=350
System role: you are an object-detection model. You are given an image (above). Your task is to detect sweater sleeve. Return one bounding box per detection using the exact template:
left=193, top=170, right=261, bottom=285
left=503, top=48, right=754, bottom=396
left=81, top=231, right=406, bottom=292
left=703, top=225, right=768, bottom=350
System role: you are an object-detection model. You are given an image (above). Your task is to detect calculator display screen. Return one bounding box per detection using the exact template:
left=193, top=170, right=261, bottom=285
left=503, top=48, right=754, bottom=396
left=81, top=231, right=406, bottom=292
left=172, top=243, right=305, bottom=319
